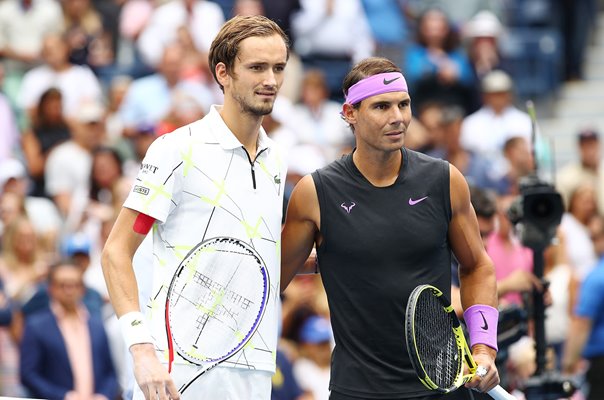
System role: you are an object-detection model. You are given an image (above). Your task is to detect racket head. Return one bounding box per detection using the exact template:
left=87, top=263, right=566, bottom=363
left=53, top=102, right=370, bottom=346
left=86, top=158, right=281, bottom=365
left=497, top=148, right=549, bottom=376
left=166, top=237, right=269, bottom=365
left=405, top=284, right=476, bottom=393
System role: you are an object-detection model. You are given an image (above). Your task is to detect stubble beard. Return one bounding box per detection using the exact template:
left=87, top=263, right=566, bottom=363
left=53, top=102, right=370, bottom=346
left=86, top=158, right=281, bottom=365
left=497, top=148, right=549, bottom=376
left=236, top=93, right=275, bottom=117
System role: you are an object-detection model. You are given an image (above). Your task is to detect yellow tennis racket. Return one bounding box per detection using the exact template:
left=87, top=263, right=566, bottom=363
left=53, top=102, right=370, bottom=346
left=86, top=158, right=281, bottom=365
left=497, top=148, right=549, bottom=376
left=405, top=284, right=515, bottom=400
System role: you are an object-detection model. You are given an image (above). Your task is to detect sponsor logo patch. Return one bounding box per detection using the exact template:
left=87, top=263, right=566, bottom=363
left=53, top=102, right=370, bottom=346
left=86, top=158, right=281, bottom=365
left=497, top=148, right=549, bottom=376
left=133, top=185, right=150, bottom=195
left=141, top=163, right=159, bottom=174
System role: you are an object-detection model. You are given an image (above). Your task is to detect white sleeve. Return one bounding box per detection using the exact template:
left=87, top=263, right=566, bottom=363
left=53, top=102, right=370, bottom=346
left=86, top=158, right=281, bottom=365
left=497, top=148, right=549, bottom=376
left=82, top=66, right=104, bottom=103
left=136, top=9, right=174, bottom=67
left=45, top=147, right=74, bottom=196
left=351, top=0, right=375, bottom=62
left=123, top=133, right=183, bottom=223
left=191, top=2, right=225, bottom=53
left=16, top=71, right=40, bottom=111
left=291, top=0, right=329, bottom=38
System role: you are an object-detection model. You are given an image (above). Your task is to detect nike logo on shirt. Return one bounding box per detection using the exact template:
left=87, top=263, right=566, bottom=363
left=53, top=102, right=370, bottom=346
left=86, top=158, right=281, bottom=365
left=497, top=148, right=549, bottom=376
left=383, top=77, right=400, bottom=85
left=408, top=196, right=428, bottom=205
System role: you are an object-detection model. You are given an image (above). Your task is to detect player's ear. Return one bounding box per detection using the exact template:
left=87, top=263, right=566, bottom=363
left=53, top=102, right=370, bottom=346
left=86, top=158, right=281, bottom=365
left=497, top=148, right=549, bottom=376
left=341, top=103, right=357, bottom=125
left=215, top=62, right=229, bottom=89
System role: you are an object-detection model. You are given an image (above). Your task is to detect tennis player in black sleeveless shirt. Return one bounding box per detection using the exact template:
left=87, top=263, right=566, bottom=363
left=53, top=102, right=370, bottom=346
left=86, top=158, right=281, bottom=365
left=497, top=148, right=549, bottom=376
left=281, top=57, right=500, bottom=400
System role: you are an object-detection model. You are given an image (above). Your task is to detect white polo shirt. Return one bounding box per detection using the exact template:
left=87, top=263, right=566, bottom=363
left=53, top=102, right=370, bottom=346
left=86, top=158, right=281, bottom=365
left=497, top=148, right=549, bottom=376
left=124, top=105, right=286, bottom=373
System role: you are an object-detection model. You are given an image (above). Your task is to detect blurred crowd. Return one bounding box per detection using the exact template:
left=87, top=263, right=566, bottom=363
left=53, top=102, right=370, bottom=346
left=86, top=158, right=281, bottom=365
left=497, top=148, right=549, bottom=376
left=0, top=0, right=603, bottom=399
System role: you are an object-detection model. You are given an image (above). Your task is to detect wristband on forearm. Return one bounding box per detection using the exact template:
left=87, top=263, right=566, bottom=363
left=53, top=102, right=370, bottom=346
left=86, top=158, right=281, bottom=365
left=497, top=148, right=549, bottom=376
left=118, top=311, right=154, bottom=349
left=463, top=304, right=499, bottom=351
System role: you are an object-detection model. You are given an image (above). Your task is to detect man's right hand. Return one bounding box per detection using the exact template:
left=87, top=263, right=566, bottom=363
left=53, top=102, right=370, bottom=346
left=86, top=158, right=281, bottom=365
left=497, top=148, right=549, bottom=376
left=131, top=343, right=180, bottom=400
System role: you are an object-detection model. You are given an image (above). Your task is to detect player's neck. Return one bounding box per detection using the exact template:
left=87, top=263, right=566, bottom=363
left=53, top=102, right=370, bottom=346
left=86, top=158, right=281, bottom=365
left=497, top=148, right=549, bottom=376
left=352, top=147, right=402, bottom=187
left=219, top=103, right=263, bottom=158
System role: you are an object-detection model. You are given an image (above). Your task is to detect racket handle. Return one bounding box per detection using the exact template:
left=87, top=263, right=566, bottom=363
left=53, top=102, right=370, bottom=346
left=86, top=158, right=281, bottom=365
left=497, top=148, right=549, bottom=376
left=488, top=384, right=516, bottom=400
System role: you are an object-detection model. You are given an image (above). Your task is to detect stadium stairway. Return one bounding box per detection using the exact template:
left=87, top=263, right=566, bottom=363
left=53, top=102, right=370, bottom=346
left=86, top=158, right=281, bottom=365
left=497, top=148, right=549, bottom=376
left=536, top=13, right=604, bottom=172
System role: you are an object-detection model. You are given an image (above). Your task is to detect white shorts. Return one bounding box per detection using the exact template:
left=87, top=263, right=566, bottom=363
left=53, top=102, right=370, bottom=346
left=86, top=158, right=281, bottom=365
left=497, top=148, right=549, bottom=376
left=132, top=365, right=273, bottom=400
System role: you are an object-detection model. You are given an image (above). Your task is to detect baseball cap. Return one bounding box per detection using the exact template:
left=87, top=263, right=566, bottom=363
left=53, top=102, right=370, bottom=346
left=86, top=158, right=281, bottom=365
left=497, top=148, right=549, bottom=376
left=577, top=129, right=599, bottom=143
left=299, top=316, right=332, bottom=344
left=0, top=158, right=27, bottom=191
left=464, top=10, right=503, bottom=39
left=62, top=233, right=92, bottom=257
left=481, top=70, right=513, bottom=93
left=76, top=101, right=105, bottom=123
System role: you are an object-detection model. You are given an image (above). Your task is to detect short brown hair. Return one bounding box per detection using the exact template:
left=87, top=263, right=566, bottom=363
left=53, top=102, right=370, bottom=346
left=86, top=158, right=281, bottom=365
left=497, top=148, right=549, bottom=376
left=342, top=57, right=402, bottom=106
left=209, top=15, right=290, bottom=92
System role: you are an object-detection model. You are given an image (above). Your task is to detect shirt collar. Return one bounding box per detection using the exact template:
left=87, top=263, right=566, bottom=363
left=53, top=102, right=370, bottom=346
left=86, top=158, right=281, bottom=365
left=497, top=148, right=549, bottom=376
left=207, top=105, right=271, bottom=154
left=50, top=300, right=89, bottom=322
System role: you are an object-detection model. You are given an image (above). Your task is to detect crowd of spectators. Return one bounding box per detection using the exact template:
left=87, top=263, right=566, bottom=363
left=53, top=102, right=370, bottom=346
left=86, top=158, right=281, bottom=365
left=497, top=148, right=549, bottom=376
left=0, top=0, right=602, bottom=399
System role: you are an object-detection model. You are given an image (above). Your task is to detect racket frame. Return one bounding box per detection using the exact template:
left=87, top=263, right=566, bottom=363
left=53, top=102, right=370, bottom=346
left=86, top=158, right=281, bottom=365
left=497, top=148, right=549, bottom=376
left=405, top=284, right=478, bottom=393
left=163, top=236, right=270, bottom=393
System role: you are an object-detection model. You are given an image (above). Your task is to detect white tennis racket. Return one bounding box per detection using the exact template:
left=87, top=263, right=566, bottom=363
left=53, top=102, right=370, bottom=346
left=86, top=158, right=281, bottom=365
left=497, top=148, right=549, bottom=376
left=164, top=237, right=270, bottom=393
left=405, top=284, right=515, bottom=400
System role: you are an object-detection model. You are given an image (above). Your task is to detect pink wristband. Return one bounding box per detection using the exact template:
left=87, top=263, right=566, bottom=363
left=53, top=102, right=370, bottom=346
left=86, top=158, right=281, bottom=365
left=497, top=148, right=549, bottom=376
left=463, top=304, right=499, bottom=351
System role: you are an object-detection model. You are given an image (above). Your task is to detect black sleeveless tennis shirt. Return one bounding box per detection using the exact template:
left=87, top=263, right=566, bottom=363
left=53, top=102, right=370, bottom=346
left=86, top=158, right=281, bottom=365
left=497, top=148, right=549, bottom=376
left=312, top=148, right=452, bottom=399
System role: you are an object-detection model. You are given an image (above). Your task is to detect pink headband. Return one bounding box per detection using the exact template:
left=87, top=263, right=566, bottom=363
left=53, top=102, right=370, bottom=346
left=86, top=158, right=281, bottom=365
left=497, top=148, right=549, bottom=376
left=345, top=72, right=408, bottom=105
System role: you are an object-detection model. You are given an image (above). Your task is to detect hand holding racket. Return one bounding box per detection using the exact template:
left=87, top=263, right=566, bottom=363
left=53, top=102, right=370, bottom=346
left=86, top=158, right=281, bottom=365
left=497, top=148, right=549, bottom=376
left=405, top=284, right=516, bottom=400
left=165, top=237, right=270, bottom=394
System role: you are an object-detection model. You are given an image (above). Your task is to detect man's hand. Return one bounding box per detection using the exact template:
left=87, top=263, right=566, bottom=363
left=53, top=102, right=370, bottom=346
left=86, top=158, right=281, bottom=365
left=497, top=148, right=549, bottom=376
left=131, top=343, right=180, bottom=400
left=465, top=344, right=499, bottom=393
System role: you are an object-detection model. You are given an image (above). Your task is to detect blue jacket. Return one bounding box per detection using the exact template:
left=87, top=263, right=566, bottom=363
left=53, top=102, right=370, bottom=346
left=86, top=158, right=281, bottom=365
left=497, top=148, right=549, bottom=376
left=19, top=308, right=119, bottom=400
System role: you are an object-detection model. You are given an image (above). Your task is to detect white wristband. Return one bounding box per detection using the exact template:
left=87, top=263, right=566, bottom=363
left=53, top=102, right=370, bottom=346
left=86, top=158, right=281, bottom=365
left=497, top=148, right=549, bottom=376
left=118, top=311, right=154, bottom=350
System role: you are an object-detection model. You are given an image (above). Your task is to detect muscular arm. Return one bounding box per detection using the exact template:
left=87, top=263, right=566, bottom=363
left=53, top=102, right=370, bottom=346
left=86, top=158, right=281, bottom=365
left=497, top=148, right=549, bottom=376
left=448, top=166, right=497, bottom=310
left=447, top=166, right=499, bottom=391
left=281, top=175, right=320, bottom=292
left=101, top=207, right=147, bottom=317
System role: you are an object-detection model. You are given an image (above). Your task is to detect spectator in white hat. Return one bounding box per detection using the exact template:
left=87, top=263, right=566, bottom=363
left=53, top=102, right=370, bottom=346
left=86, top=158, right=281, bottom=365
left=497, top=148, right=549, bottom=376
left=464, top=10, right=505, bottom=80
left=460, top=70, right=534, bottom=187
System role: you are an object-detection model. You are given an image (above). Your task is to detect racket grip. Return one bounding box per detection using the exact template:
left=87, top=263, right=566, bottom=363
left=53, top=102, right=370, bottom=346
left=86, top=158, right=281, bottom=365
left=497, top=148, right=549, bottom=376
left=487, top=384, right=516, bottom=400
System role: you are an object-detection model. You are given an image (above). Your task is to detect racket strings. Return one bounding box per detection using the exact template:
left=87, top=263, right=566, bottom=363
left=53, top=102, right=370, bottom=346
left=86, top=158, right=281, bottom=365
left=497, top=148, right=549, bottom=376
left=414, top=291, right=460, bottom=389
left=168, top=238, right=268, bottom=363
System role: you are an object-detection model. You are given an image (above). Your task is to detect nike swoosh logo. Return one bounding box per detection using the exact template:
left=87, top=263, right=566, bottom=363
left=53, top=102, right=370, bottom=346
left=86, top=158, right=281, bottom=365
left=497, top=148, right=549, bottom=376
left=479, top=311, right=489, bottom=330
left=408, top=196, right=428, bottom=206
left=383, top=77, right=400, bottom=85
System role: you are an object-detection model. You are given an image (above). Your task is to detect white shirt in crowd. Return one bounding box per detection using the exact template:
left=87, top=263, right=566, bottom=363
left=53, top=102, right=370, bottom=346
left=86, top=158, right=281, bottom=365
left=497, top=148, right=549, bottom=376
left=17, top=64, right=103, bottom=117
left=137, top=0, right=225, bottom=67
left=0, top=0, right=63, bottom=61
left=291, top=0, right=374, bottom=62
left=560, top=212, right=597, bottom=281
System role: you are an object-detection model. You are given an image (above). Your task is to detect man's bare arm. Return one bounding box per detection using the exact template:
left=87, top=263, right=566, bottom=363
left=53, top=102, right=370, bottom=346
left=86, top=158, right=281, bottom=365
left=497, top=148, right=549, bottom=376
left=447, top=165, right=499, bottom=393
left=101, top=207, right=146, bottom=316
left=102, top=207, right=180, bottom=400
left=562, top=315, right=592, bottom=374
left=281, top=175, right=320, bottom=292
left=448, top=166, right=497, bottom=309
